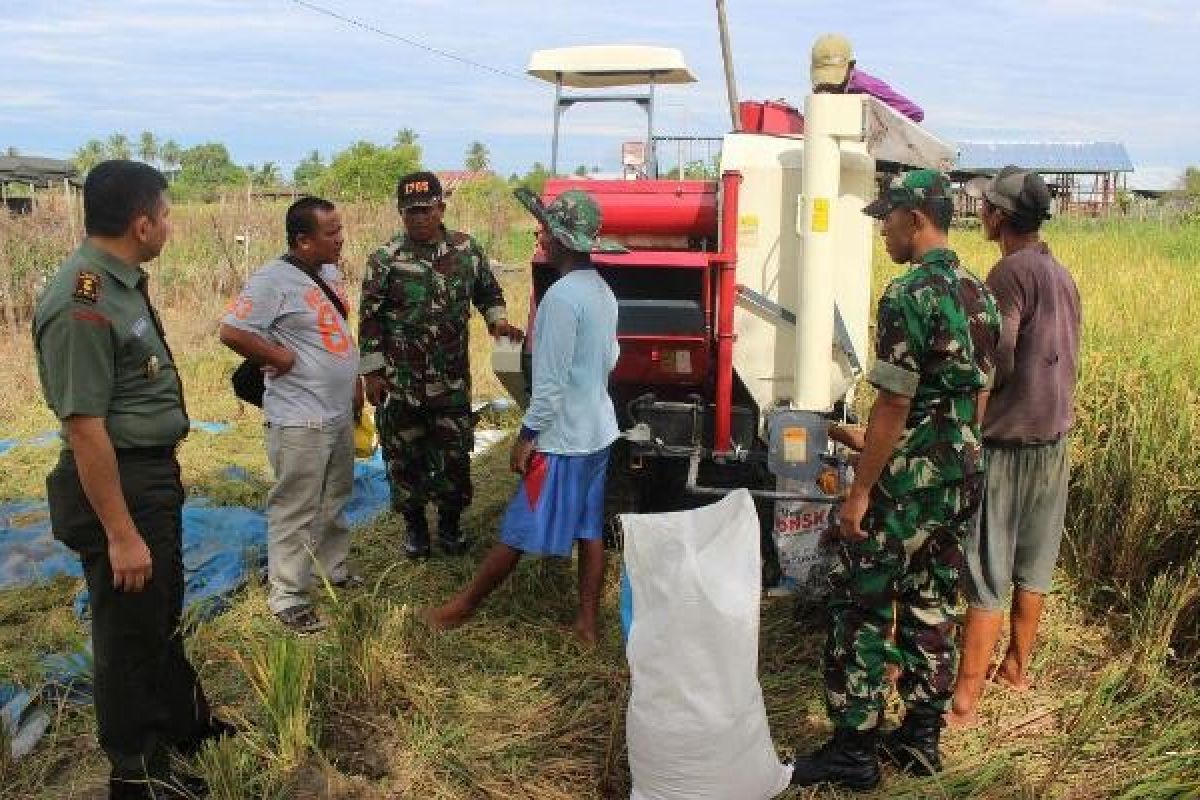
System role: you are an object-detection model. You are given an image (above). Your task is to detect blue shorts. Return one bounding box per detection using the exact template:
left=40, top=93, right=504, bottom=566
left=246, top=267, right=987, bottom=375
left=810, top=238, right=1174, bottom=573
left=499, top=448, right=610, bottom=557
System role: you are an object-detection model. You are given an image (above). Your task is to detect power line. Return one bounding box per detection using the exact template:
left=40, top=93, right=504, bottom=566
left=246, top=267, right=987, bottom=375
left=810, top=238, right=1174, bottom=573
left=287, top=0, right=542, bottom=86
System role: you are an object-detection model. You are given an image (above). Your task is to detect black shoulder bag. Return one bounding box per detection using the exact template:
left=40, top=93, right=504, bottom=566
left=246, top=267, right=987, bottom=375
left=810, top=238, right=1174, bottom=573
left=231, top=258, right=349, bottom=407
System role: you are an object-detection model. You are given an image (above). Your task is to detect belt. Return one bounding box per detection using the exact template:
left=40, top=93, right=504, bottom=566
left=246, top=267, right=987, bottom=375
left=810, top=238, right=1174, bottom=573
left=264, top=413, right=352, bottom=430
left=984, top=435, right=1064, bottom=448
left=114, top=445, right=178, bottom=460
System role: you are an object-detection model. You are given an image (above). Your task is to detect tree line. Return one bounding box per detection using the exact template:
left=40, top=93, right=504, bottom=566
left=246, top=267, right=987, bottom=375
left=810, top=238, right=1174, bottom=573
left=42, top=130, right=599, bottom=202
left=8, top=133, right=720, bottom=202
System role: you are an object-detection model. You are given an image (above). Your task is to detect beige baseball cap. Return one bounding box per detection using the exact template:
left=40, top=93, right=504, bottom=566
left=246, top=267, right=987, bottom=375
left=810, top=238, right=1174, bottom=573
left=811, top=33, right=854, bottom=87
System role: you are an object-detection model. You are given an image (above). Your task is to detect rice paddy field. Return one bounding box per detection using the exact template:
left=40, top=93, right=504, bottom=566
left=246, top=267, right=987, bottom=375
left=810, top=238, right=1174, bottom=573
left=0, top=196, right=1197, bottom=798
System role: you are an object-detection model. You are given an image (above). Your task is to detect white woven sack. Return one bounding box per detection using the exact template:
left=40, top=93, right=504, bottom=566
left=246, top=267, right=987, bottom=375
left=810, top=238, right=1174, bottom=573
left=623, top=489, right=792, bottom=800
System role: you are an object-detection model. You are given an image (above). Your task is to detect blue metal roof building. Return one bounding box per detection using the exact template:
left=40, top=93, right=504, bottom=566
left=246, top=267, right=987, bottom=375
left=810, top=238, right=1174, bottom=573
left=952, top=141, right=1133, bottom=215
left=955, top=141, right=1133, bottom=175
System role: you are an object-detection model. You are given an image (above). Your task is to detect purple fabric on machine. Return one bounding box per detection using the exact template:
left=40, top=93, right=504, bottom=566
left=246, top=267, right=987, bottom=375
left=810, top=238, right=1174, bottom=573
left=845, top=68, right=925, bottom=122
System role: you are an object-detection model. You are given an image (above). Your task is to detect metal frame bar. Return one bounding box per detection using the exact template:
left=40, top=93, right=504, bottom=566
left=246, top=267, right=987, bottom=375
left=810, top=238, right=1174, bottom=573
left=548, top=76, right=672, bottom=177
left=735, top=286, right=862, bottom=375
left=684, top=451, right=837, bottom=503
left=711, top=170, right=741, bottom=453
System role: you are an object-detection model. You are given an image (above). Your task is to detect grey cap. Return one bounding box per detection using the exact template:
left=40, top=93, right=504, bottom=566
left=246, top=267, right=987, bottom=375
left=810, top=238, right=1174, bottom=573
left=966, top=165, right=1052, bottom=220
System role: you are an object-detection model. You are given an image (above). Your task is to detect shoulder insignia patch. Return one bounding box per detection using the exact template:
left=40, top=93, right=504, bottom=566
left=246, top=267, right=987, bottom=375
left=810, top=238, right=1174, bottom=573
left=73, top=271, right=102, bottom=304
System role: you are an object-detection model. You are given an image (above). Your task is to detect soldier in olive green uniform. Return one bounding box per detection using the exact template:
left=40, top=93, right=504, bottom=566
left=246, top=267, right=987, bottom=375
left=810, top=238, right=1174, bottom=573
left=34, top=161, right=231, bottom=799
left=360, top=171, right=523, bottom=557
left=791, top=170, right=1000, bottom=791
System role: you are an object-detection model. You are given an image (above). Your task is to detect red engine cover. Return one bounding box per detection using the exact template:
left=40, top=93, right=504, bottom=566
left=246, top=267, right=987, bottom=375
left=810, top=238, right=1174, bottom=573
left=543, top=179, right=718, bottom=239
left=738, top=100, right=804, bottom=135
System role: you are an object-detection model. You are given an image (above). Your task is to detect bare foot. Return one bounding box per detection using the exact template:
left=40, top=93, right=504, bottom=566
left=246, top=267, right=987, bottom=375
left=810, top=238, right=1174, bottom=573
left=990, top=660, right=1034, bottom=692
left=944, top=706, right=982, bottom=730
left=421, top=601, right=472, bottom=632
left=568, top=620, right=599, bottom=649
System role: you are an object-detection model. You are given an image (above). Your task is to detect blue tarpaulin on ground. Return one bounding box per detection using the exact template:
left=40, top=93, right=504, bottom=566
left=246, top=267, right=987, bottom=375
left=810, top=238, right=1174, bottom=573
left=190, top=421, right=232, bottom=435
left=1, top=450, right=395, bottom=610
left=1, top=685, right=51, bottom=760
left=0, top=501, right=80, bottom=588
left=0, top=422, right=228, bottom=460
left=0, top=457, right=388, bottom=754
left=0, top=432, right=61, bottom=456
left=0, top=429, right=506, bottom=758
left=347, top=450, right=391, bottom=526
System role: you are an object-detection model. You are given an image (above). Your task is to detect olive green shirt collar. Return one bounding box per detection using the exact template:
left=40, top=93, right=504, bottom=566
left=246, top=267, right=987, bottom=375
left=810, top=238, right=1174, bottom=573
left=80, top=239, right=144, bottom=289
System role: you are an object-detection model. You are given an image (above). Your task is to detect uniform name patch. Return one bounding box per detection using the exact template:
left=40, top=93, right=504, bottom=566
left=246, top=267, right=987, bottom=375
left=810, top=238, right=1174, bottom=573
left=71, top=308, right=110, bottom=327
left=73, top=271, right=101, bottom=304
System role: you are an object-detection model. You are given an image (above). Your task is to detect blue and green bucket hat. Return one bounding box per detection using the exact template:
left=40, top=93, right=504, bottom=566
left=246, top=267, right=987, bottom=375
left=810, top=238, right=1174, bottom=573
left=514, top=187, right=628, bottom=254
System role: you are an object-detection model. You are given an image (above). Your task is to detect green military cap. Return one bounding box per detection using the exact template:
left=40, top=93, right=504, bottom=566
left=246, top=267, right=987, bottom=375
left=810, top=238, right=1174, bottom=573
left=513, top=187, right=628, bottom=254
left=863, top=169, right=952, bottom=219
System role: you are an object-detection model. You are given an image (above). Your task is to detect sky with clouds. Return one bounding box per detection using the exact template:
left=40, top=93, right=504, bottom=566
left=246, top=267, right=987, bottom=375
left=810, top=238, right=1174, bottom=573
left=5, top=0, right=1197, bottom=188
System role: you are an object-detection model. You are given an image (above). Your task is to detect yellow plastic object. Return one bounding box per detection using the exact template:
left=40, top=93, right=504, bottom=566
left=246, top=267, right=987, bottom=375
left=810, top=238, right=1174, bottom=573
left=353, top=412, right=377, bottom=459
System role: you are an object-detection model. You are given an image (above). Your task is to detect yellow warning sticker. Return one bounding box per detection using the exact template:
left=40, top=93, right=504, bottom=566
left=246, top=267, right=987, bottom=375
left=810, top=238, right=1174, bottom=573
left=783, top=427, right=808, bottom=463
left=812, top=198, right=830, bottom=232
left=738, top=214, right=759, bottom=247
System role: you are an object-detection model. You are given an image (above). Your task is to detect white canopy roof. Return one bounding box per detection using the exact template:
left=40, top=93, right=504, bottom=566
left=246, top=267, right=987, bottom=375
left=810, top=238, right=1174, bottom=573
left=527, top=45, right=696, bottom=88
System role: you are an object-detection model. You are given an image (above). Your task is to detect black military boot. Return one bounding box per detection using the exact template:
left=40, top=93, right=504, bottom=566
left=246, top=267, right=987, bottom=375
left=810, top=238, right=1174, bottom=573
left=790, top=728, right=881, bottom=790
left=110, top=772, right=209, bottom=799
left=437, top=509, right=469, bottom=556
left=402, top=508, right=431, bottom=559
left=880, top=706, right=944, bottom=776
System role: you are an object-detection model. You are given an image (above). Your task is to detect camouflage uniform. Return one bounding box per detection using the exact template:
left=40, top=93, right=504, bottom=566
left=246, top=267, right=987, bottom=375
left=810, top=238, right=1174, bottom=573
left=825, top=242, right=1001, bottom=732
left=359, top=227, right=507, bottom=514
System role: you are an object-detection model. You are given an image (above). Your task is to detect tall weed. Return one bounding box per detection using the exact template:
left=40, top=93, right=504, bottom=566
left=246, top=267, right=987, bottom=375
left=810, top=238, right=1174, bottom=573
left=939, top=219, right=1200, bottom=654
left=236, top=635, right=316, bottom=771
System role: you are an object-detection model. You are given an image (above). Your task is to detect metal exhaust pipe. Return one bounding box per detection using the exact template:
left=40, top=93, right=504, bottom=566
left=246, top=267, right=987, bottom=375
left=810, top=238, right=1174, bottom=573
left=715, top=0, right=741, bottom=131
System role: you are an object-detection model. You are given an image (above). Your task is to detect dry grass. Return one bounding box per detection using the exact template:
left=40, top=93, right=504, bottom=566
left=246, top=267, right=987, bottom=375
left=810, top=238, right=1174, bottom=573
left=1, top=207, right=1199, bottom=798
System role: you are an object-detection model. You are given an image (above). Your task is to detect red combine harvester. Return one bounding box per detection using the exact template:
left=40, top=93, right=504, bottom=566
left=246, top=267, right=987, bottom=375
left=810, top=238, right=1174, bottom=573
left=493, top=44, right=956, bottom=590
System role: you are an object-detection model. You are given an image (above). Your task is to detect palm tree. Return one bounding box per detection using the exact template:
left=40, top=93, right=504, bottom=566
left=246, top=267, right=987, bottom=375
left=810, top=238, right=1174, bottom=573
left=293, top=150, right=324, bottom=188
left=465, top=141, right=490, bottom=172
left=137, top=131, right=159, bottom=165
left=74, top=140, right=106, bottom=174
left=106, top=133, right=131, bottom=160
left=160, top=140, right=182, bottom=177
left=258, top=162, right=281, bottom=186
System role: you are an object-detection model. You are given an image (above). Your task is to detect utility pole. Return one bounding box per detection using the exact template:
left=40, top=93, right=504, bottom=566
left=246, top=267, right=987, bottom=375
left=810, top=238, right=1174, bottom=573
left=715, top=0, right=741, bottom=131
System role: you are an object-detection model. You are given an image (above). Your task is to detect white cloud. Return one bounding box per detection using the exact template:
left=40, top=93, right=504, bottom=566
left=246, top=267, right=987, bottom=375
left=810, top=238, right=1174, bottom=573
left=1038, top=0, right=1200, bottom=25
left=0, top=90, right=68, bottom=111
left=3, top=1, right=1198, bottom=178
left=1129, top=165, right=1183, bottom=189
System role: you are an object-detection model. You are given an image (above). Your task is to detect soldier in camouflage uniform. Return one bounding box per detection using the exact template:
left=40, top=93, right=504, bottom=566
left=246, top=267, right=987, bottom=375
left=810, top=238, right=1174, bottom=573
left=791, top=170, right=1001, bottom=791
left=360, top=171, right=523, bottom=557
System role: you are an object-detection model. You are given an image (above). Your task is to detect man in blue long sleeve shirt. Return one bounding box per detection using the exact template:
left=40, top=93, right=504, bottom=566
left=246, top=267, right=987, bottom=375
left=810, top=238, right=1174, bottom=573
left=424, top=189, right=625, bottom=645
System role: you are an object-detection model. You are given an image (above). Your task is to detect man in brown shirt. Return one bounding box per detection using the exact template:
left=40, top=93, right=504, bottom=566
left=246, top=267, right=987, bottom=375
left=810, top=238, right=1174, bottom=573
left=948, top=166, right=1082, bottom=728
